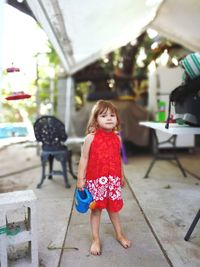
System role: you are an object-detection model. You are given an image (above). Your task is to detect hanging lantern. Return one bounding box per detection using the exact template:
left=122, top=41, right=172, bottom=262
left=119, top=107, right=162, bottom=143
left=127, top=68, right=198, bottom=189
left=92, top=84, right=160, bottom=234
left=5, top=64, right=31, bottom=100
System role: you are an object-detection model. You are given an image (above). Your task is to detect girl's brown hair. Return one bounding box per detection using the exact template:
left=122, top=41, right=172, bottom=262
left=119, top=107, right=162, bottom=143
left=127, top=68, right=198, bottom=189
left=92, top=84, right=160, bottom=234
left=86, top=100, right=120, bottom=134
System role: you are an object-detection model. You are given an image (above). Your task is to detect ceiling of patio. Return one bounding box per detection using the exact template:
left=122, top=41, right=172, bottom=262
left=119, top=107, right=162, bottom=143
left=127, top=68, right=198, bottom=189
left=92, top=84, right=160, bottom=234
left=25, top=0, right=200, bottom=74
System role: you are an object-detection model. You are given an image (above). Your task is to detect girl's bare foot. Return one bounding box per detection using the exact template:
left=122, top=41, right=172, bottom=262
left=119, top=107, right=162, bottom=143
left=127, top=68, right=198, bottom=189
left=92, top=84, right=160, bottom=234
left=117, top=235, right=131, bottom=248
left=90, top=239, right=101, bottom=255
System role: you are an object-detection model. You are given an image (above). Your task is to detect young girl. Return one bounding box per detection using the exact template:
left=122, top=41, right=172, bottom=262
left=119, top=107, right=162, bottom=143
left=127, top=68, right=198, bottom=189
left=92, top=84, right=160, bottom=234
left=77, top=100, right=131, bottom=255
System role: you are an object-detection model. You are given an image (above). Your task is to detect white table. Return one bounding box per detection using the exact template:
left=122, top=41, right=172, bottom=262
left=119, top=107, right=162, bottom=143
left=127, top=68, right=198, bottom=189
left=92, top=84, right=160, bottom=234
left=140, top=121, right=200, bottom=241
left=140, top=121, right=200, bottom=135
left=139, top=122, right=192, bottom=178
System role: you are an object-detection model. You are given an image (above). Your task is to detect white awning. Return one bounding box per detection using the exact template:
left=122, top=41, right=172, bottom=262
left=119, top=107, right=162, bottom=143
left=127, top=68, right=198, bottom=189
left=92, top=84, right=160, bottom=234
left=150, top=0, right=200, bottom=52
left=25, top=0, right=200, bottom=74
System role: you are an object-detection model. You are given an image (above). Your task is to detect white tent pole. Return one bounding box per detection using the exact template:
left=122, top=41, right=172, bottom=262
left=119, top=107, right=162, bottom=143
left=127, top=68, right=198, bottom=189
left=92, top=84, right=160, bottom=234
left=65, top=76, right=74, bottom=133
left=0, top=0, right=6, bottom=114
left=0, top=0, right=5, bottom=69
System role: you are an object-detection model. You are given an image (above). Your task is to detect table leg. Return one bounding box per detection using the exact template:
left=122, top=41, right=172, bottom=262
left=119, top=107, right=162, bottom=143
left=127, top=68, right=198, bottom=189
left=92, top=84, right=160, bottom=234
left=184, top=209, right=200, bottom=241
left=144, top=130, right=187, bottom=178
left=144, top=158, right=156, bottom=178
left=175, top=156, right=187, bottom=177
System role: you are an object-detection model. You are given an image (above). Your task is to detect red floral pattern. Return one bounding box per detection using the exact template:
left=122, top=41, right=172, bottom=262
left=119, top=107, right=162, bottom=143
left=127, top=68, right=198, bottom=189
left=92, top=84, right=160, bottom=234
left=85, top=129, right=123, bottom=212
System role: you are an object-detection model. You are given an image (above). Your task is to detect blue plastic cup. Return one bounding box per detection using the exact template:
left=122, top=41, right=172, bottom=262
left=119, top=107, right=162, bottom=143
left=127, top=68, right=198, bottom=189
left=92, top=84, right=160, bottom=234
left=75, top=188, right=93, bottom=213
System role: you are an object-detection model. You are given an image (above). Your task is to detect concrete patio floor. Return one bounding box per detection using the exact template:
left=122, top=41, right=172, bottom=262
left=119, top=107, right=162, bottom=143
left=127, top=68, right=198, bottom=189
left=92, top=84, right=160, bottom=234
left=0, top=142, right=200, bottom=267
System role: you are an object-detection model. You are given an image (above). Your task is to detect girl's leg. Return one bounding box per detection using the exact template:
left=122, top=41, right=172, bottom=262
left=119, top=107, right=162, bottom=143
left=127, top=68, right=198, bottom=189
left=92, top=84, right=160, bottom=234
left=107, top=210, right=131, bottom=248
left=90, top=209, right=102, bottom=255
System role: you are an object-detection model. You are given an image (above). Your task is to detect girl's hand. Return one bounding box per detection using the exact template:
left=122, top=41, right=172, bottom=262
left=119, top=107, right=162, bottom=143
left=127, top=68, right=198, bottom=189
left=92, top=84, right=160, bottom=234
left=76, top=178, right=86, bottom=190
left=121, top=177, right=126, bottom=188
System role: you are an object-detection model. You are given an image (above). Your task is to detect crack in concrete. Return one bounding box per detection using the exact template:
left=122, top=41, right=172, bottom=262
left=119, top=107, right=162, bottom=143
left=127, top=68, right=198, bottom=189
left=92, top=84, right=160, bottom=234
left=125, top=176, right=174, bottom=267
left=57, top=189, right=76, bottom=267
left=0, top=165, right=41, bottom=179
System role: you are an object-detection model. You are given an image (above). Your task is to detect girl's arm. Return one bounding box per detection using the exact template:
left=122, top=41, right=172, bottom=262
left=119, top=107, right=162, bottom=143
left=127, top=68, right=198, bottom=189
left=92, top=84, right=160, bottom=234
left=76, top=133, right=94, bottom=189
left=118, top=134, right=126, bottom=188
left=121, top=160, right=126, bottom=188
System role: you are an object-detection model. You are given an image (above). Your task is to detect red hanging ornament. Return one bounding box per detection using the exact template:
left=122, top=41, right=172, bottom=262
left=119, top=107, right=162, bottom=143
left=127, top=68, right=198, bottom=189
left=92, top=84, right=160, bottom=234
left=6, top=66, right=20, bottom=73
left=5, top=91, right=31, bottom=100
left=5, top=64, right=31, bottom=100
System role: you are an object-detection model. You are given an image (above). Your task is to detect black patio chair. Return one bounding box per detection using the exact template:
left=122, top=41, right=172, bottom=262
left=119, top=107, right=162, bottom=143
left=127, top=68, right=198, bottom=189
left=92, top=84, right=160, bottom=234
left=33, top=115, right=77, bottom=188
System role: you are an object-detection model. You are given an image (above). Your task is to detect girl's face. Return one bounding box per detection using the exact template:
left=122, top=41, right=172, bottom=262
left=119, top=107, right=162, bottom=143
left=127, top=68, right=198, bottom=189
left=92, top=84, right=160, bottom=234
left=97, top=108, right=117, bottom=131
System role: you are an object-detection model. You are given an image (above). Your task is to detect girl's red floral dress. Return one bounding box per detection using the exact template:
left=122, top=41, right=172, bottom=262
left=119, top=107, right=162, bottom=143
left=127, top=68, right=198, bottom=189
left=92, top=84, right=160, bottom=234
left=85, top=129, right=123, bottom=212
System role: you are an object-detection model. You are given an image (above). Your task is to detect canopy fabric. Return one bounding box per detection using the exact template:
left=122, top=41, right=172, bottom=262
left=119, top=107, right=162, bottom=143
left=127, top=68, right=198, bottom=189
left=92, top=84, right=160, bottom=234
left=150, top=0, right=200, bottom=52
left=26, top=0, right=200, bottom=74
left=26, top=0, right=163, bottom=74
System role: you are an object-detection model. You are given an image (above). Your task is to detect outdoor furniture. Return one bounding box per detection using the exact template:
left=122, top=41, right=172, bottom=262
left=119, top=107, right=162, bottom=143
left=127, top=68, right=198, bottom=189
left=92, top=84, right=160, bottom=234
left=143, top=128, right=186, bottom=178
left=34, top=115, right=77, bottom=188
left=0, top=190, right=38, bottom=267
left=140, top=121, right=200, bottom=241
left=184, top=209, right=200, bottom=241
